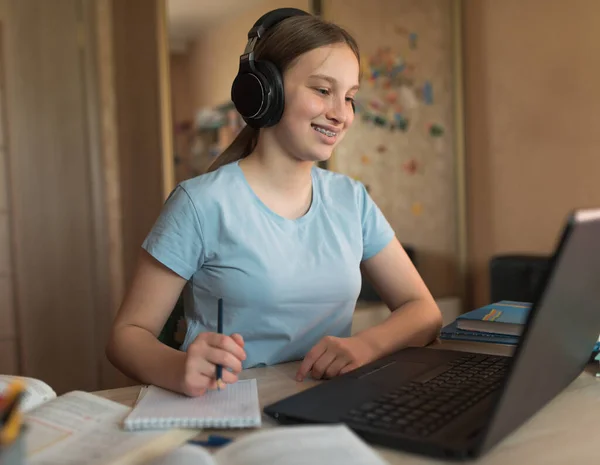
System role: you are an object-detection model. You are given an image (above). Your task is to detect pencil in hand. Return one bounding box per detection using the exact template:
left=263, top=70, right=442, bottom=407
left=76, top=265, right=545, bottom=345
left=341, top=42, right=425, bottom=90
left=216, top=297, right=224, bottom=391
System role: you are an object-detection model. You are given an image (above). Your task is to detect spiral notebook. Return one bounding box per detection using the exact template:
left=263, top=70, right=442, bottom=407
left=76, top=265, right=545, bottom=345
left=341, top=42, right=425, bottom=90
left=122, top=379, right=262, bottom=431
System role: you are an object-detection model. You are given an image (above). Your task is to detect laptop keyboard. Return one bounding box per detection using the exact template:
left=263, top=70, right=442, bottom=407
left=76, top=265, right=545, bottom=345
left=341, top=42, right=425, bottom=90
left=342, top=354, right=509, bottom=438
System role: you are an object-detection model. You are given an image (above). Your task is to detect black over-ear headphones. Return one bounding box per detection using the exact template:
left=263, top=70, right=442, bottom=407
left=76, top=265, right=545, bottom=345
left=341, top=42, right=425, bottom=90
left=231, top=8, right=310, bottom=129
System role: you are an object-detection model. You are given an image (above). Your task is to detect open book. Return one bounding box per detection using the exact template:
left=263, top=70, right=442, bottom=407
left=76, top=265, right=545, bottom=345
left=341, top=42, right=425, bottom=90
left=146, top=424, right=391, bottom=465
left=0, top=374, right=57, bottom=412
left=23, top=390, right=198, bottom=465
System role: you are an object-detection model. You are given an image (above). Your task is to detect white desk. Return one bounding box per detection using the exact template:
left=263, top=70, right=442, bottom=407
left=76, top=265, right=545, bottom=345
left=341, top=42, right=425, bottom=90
left=95, top=340, right=600, bottom=464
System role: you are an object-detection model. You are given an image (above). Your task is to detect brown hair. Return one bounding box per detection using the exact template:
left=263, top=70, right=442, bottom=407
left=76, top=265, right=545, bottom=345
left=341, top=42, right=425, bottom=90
left=207, top=15, right=360, bottom=173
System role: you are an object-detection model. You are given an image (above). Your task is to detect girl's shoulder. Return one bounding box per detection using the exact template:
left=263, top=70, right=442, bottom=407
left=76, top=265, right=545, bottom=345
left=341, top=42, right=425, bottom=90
left=312, top=166, right=370, bottom=202
left=177, top=161, right=241, bottom=200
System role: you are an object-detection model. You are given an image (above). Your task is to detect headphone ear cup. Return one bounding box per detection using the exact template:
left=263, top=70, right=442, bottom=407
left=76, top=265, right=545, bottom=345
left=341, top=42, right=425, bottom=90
left=231, top=70, right=269, bottom=128
left=253, top=60, right=285, bottom=128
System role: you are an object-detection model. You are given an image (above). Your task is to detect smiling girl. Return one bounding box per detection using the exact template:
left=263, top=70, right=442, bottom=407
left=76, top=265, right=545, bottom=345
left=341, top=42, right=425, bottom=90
left=106, top=8, right=442, bottom=397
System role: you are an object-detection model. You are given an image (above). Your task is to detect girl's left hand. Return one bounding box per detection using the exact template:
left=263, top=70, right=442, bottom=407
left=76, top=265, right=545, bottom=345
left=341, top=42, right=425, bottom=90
left=295, top=335, right=380, bottom=381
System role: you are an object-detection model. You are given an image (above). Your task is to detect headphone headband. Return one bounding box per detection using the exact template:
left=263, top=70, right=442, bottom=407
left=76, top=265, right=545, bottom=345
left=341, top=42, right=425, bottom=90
left=248, top=8, right=310, bottom=40
left=231, top=8, right=310, bottom=128
left=239, top=8, right=310, bottom=72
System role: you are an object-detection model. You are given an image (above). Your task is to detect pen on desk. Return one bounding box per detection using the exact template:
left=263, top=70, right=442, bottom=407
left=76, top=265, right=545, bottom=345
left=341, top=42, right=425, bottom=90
left=189, top=434, right=233, bottom=448
left=216, top=297, right=224, bottom=391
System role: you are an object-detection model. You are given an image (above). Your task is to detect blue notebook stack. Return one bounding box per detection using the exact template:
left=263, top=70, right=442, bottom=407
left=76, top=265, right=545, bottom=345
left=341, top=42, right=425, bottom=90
left=441, top=300, right=600, bottom=355
left=440, top=321, right=521, bottom=345
left=440, top=300, right=530, bottom=346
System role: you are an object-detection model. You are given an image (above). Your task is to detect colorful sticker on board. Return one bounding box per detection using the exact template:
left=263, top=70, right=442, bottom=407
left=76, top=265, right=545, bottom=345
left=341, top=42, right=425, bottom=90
left=373, top=115, right=387, bottom=127
left=385, top=92, right=398, bottom=104
left=409, top=33, right=418, bottom=50
left=402, top=159, right=418, bottom=175
left=404, top=63, right=417, bottom=79
left=423, top=81, right=433, bottom=105
left=395, top=113, right=409, bottom=131
left=361, top=154, right=371, bottom=165
left=394, top=26, right=409, bottom=36
left=376, top=144, right=387, bottom=154
left=369, top=98, right=384, bottom=111
left=411, top=202, right=423, bottom=216
left=354, top=45, right=428, bottom=131
left=390, top=62, right=405, bottom=77
left=429, top=123, right=444, bottom=137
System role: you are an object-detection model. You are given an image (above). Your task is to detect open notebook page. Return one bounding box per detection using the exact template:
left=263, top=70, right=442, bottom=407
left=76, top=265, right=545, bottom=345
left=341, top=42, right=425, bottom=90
left=0, top=374, right=57, bottom=412
left=214, top=424, right=390, bottom=465
left=145, top=445, right=216, bottom=465
left=123, top=379, right=261, bottom=430
left=146, top=425, right=390, bottom=465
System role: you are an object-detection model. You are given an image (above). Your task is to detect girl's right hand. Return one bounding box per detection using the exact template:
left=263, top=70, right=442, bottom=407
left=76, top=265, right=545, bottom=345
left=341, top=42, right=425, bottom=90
left=181, top=332, right=246, bottom=396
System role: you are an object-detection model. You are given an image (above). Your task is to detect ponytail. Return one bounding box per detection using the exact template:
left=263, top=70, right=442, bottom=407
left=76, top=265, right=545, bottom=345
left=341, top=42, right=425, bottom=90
left=206, top=125, right=258, bottom=173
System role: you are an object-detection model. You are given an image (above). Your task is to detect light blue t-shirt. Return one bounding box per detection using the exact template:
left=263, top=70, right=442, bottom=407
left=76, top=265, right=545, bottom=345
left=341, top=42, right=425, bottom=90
left=142, top=160, right=395, bottom=368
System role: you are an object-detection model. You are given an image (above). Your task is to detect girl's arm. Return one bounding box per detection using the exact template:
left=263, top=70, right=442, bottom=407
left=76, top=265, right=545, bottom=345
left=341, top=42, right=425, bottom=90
left=105, top=250, right=245, bottom=395
left=106, top=251, right=190, bottom=392
left=356, top=237, right=443, bottom=355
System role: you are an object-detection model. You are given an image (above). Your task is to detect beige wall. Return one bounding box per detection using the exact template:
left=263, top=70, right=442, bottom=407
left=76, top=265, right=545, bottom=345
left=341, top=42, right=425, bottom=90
left=186, top=0, right=310, bottom=110
left=170, top=53, right=194, bottom=125
left=169, top=52, right=195, bottom=182
left=464, top=0, right=600, bottom=308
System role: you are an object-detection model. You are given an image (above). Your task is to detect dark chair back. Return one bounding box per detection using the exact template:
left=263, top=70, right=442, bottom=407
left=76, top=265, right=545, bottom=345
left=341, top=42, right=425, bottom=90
left=159, top=295, right=186, bottom=350
left=489, top=254, right=551, bottom=303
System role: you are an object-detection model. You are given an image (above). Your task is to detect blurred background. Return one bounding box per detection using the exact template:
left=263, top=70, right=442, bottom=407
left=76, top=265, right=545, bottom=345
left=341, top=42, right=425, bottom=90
left=0, top=0, right=598, bottom=394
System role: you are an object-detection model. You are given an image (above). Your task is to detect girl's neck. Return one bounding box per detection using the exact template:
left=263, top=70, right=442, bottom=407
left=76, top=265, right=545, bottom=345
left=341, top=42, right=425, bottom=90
left=240, top=135, right=314, bottom=194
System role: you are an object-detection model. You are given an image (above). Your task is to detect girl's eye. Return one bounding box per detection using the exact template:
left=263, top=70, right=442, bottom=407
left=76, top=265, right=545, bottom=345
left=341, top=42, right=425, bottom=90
left=346, top=97, right=355, bottom=103
left=317, top=88, right=330, bottom=95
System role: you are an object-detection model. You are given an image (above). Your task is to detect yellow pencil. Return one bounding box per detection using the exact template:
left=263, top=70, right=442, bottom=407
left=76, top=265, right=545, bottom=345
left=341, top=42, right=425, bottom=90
left=0, top=379, right=25, bottom=417
left=0, top=379, right=25, bottom=446
left=0, top=409, right=22, bottom=446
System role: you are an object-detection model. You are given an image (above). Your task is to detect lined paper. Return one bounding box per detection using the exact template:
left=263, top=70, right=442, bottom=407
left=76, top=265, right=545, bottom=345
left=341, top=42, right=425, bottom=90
left=123, top=379, right=261, bottom=431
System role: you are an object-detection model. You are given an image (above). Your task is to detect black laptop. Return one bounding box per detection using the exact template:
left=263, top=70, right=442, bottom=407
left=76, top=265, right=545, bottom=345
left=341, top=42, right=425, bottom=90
left=264, top=209, right=600, bottom=460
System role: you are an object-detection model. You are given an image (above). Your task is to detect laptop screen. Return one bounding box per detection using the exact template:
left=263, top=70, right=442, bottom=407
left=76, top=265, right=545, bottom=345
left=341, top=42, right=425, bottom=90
left=479, top=209, right=600, bottom=454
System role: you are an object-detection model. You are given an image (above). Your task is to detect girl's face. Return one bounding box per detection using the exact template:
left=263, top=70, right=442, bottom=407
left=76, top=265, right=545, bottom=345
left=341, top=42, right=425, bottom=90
left=271, top=43, right=360, bottom=163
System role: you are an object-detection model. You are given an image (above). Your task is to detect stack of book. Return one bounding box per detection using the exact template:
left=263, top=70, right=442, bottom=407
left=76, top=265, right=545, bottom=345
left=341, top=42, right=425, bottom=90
left=441, top=300, right=600, bottom=356
left=440, top=300, right=530, bottom=346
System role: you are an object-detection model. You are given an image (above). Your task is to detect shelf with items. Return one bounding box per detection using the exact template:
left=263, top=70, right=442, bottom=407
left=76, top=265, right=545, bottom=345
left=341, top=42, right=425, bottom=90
left=173, top=102, right=246, bottom=183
